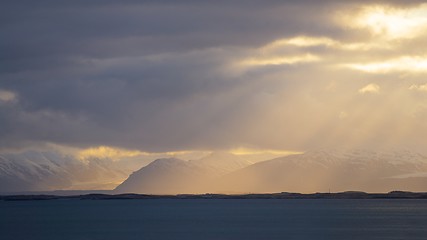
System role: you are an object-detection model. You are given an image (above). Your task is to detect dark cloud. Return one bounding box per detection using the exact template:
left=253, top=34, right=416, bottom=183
left=1, top=0, right=427, bottom=152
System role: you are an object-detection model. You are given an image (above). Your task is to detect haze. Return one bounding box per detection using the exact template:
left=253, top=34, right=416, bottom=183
left=1, top=0, right=427, bottom=193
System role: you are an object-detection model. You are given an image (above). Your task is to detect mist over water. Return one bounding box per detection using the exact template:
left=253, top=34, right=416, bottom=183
left=1, top=199, right=427, bottom=240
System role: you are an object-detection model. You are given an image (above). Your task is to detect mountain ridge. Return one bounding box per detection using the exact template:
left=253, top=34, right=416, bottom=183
left=0, top=150, right=144, bottom=192
left=114, top=152, right=254, bottom=194
left=116, top=149, right=427, bottom=194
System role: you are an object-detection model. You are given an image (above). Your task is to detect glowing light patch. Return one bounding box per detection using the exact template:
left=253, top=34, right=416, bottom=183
left=344, top=56, right=427, bottom=73
left=338, top=42, right=392, bottom=51
left=359, top=83, right=380, bottom=94
left=240, top=54, right=320, bottom=67
left=285, top=36, right=336, bottom=47
left=164, top=150, right=195, bottom=156
left=345, top=4, right=427, bottom=39
left=0, top=89, right=16, bottom=102
left=77, top=146, right=144, bottom=160
left=230, top=147, right=302, bottom=156
left=76, top=146, right=205, bottom=161
left=263, top=36, right=336, bottom=50
left=262, top=36, right=390, bottom=52
left=409, top=84, right=427, bottom=92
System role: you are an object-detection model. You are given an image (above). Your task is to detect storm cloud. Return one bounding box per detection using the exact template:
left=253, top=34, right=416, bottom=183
left=1, top=0, right=427, bottom=153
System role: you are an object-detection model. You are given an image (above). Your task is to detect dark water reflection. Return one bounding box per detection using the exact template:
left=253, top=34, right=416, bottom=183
left=1, top=199, right=427, bottom=240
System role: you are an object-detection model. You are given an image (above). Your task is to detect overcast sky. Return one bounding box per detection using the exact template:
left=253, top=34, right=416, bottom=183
left=1, top=0, right=427, bottom=155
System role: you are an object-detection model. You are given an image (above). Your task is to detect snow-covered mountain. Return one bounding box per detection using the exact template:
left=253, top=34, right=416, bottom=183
left=114, top=152, right=253, bottom=194
left=0, top=150, right=147, bottom=193
left=189, top=151, right=254, bottom=176
left=0, top=151, right=73, bottom=192
left=115, top=149, right=427, bottom=194
left=4, top=149, right=427, bottom=194
left=215, top=149, right=427, bottom=193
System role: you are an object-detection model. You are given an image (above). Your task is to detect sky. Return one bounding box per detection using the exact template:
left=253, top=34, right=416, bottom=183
left=1, top=0, right=427, bottom=158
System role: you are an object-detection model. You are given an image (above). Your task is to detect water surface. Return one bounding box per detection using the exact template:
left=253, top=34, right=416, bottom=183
left=1, top=199, right=427, bottom=240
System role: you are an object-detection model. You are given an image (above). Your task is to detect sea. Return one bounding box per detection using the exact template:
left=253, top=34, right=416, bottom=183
left=1, top=199, right=427, bottom=240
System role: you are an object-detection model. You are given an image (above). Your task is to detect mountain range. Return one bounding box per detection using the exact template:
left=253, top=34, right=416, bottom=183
left=2, top=149, right=427, bottom=194
left=0, top=150, right=147, bottom=192
left=115, top=149, right=427, bottom=194
left=114, top=152, right=253, bottom=194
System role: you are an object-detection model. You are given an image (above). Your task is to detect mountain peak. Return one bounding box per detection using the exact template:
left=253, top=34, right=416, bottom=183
left=150, top=158, right=185, bottom=165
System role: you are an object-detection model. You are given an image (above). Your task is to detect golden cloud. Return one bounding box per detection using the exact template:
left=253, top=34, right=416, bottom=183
left=77, top=146, right=145, bottom=160
left=343, top=56, right=427, bottom=73
left=341, top=4, right=427, bottom=40
left=0, top=89, right=16, bottom=102
left=239, top=54, right=321, bottom=67
left=359, top=83, right=380, bottom=94
left=76, top=146, right=207, bottom=161
left=230, top=147, right=302, bottom=156
left=262, top=36, right=336, bottom=50
left=409, top=84, right=427, bottom=92
left=262, top=36, right=390, bottom=51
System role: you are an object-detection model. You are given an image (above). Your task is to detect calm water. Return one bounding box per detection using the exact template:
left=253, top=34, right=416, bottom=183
left=1, top=199, right=427, bottom=240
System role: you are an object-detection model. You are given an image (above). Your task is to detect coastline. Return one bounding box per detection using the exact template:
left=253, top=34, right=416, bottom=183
left=2, top=191, right=427, bottom=201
